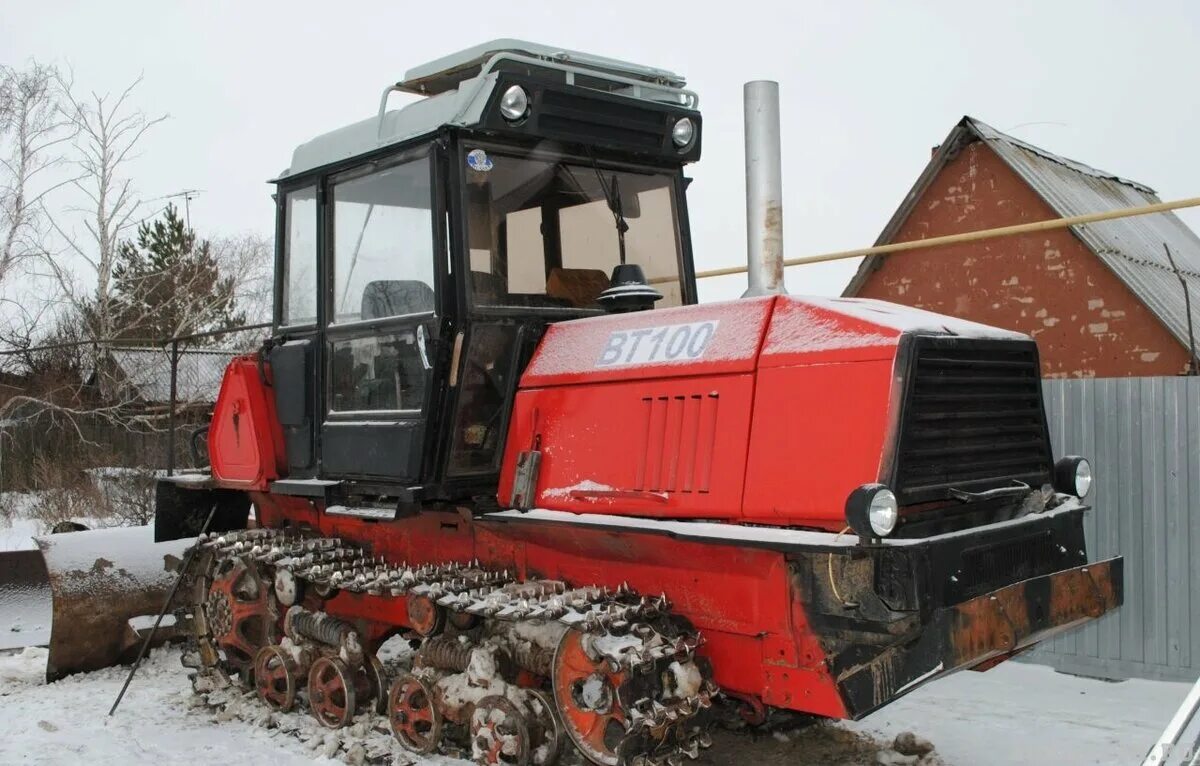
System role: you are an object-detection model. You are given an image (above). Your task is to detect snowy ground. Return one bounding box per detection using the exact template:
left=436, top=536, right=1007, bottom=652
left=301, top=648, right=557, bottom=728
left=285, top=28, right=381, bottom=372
left=845, top=662, right=1185, bottom=765
left=1, top=501, right=41, bottom=551
left=0, top=642, right=1187, bottom=766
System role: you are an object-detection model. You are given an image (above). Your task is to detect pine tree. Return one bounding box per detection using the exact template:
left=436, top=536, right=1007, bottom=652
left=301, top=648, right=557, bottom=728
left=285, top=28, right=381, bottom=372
left=103, top=205, right=245, bottom=343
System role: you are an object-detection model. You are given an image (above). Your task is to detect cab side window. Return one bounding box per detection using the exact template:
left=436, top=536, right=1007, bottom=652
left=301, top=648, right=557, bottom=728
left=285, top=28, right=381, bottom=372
left=281, top=186, right=318, bottom=326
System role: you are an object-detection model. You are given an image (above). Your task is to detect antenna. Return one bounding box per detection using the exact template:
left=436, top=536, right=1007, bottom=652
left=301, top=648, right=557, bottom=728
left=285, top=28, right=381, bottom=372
left=147, top=189, right=206, bottom=229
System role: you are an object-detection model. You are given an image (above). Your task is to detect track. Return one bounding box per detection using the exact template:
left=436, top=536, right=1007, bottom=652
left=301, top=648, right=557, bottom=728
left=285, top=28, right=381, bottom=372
left=181, top=529, right=718, bottom=766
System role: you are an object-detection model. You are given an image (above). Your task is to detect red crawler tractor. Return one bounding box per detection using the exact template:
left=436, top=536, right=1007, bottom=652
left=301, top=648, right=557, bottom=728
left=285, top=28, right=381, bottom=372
left=145, top=40, right=1116, bottom=765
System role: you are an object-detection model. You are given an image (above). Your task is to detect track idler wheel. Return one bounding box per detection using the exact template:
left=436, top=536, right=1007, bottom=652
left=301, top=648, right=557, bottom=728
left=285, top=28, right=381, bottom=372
left=253, top=645, right=299, bottom=711
left=307, top=656, right=356, bottom=728
left=552, top=629, right=628, bottom=766
left=471, top=695, right=530, bottom=766
left=388, top=673, right=442, bottom=754
left=206, top=557, right=279, bottom=679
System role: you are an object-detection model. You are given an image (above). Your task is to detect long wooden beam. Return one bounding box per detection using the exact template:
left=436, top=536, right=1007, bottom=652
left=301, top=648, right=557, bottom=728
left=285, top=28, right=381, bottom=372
left=689, top=195, right=1200, bottom=282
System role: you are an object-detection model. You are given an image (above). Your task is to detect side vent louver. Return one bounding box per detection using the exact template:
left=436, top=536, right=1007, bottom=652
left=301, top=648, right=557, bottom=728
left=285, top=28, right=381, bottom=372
left=636, top=393, right=719, bottom=494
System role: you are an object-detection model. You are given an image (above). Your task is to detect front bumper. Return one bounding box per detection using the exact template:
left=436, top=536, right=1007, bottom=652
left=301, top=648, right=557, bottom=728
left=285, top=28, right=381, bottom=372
left=941, top=557, right=1121, bottom=671
left=792, top=505, right=1124, bottom=718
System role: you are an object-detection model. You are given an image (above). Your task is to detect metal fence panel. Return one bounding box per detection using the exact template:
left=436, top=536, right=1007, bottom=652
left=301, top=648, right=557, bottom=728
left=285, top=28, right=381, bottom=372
left=1028, top=376, right=1200, bottom=683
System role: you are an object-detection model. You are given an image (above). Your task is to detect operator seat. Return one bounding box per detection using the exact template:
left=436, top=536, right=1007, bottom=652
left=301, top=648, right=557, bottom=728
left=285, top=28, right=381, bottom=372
left=358, top=280, right=434, bottom=410
left=361, top=280, right=434, bottom=318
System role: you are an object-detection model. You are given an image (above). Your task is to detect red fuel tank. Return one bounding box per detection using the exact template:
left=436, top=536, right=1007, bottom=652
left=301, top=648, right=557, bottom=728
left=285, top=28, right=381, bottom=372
left=208, top=356, right=286, bottom=489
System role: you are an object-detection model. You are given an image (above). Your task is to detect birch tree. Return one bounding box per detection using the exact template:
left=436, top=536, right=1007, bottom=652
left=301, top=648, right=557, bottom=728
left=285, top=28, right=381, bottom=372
left=46, top=72, right=166, bottom=343
left=0, top=62, right=74, bottom=286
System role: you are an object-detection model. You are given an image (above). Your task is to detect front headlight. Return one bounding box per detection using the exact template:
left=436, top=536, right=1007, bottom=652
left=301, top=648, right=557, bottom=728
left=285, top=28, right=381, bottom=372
left=671, top=117, right=695, bottom=148
left=846, top=484, right=899, bottom=542
left=498, top=85, right=530, bottom=122
left=868, top=489, right=899, bottom=536
left=1054, top=456, right=1092, bottom=498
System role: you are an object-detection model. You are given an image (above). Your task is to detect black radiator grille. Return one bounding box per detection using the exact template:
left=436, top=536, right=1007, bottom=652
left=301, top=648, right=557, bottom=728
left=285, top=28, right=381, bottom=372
left=892, top=337, right=1052, bottom=505
left=537, top=89, right=668, bottom=150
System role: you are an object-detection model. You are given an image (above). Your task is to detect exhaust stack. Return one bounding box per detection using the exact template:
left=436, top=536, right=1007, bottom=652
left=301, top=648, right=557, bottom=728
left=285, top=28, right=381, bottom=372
left=743, top=80, right=787, bottom=297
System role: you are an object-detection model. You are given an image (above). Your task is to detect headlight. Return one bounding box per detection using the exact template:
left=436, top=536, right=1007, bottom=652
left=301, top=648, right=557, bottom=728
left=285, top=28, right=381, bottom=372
left=845, top=484, right=899, bottom=542
left=671, top=117, right=695, bottom=148
left=869, top=489, right=899, bottom=536
left=498, top=85, right=529, bottom=122
left=1054, top=456, right=1092, bottom=498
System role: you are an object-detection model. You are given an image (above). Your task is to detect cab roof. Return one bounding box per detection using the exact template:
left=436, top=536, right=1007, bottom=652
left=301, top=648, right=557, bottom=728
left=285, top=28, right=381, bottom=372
left=277, top=40, right=696, bottom=181
left=399, top=39, right=687, bottom=95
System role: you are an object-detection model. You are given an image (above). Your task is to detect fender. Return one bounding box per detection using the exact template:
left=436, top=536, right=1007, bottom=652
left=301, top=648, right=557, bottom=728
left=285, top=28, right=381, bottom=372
left=209, top=354, right=287, bottom=489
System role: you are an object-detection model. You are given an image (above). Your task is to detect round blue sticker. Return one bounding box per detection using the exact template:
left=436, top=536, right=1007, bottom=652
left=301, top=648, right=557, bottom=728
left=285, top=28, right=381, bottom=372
left=467, top=149, right=493, bottom=172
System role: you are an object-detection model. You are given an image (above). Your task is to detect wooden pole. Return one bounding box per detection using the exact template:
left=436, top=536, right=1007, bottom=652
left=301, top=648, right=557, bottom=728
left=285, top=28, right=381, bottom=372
left=686, top=195, right=1200, bottom=282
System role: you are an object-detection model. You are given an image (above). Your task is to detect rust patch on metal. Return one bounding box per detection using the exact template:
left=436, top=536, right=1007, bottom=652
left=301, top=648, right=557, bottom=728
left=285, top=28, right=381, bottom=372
left=947, top=557, right=1121, bottom=668
left=763, top=203, right=785, bottom=286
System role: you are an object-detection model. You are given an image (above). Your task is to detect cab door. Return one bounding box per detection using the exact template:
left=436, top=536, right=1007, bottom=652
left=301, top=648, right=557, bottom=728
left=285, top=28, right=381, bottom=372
left=320, top=150, right=441, bottom=482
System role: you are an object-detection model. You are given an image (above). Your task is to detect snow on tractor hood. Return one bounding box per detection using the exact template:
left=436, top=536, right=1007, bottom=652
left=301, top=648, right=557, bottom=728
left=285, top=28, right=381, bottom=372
left=519, top=295, right=1028, bottom=387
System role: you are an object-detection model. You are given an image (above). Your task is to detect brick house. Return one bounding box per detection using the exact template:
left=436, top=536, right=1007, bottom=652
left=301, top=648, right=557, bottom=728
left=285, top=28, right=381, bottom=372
left=844, top=117, right=1200, bottom=378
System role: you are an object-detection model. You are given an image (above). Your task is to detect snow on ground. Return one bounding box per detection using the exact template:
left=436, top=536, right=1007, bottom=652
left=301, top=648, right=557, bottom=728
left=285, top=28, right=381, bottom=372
left=1, top=499, right=40, bottom=551
left=0, top=647, right=345, bottom=766
left=846, top=661, right=1188, bottom=766
left=0, top=643, right=1188, bottom=765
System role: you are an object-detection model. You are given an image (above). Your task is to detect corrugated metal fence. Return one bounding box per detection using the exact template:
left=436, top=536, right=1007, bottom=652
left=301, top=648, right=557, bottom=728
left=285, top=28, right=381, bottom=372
left=1028, top=376, right=1200, bottom=682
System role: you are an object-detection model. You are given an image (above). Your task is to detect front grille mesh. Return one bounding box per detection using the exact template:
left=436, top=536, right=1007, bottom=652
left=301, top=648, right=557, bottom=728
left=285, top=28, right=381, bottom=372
left=954, top=532, right=1060, bottom=599
left=538, top=89, right=667, bottom=150
left=893, top=338, right=1052, bottom=504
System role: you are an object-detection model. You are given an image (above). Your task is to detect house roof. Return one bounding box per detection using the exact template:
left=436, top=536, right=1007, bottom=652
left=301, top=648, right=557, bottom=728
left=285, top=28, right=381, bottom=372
left=108, top=347, right=234, bottom=404
left=844, top=116, right=1200, bottom=354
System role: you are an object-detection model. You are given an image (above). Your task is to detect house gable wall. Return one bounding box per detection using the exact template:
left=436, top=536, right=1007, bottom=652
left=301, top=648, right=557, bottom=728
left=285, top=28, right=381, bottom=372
left=852, top=141, right=1189, bottom=378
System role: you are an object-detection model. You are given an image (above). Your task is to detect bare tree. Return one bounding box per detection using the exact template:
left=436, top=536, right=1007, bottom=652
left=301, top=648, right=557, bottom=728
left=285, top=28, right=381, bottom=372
left=45, top=72, right=166, bottom=344
left=0, top=62, right=75, bottom=285
left=0, top=72, right=170, bottom=450
left=0, top=72, right=269, bottom=523
left=211, top=230, right=273, bottom=324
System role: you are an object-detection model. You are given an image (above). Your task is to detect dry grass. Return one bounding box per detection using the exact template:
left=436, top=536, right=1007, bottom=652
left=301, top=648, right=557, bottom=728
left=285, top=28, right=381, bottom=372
left=24, top=454, right=156, bottom=532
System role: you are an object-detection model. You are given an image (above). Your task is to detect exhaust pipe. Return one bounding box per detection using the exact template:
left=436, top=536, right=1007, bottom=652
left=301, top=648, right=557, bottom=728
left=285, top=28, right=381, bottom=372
left=743, top=80, right=787, bottom=297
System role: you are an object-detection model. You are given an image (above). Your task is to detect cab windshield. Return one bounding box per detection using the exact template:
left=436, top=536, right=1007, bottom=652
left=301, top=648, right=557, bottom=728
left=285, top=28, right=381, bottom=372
left=462, top=148, right=685, bottom=310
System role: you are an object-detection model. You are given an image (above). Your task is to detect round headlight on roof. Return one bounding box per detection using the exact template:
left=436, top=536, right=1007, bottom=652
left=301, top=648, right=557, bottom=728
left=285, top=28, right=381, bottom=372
left=499, top=85, right=530, bottom=122
left=845, top=484, right=899, bottom=542
left=1054, top=456, right=1093, bottom=498
left=671, top=117, right=695, bottom=148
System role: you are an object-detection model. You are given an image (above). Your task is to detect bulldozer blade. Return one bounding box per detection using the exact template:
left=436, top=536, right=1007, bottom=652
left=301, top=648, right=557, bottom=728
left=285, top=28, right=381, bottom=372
left=0, top=548, right=53, bottom=651
left=35, top=526, right=193, bottom=682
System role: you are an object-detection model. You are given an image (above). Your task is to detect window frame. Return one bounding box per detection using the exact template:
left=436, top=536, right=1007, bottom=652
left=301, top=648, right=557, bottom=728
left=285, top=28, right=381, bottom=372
left=326, top=155, right=438, bottom=331
left=321, top=144, right=443, bottom=421
left=452, top=138, right=696, bottom=318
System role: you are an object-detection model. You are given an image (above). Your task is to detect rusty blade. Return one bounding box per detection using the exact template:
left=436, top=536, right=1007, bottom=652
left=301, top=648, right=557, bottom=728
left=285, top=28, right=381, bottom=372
left=36, top=527, right=193, bottom=682
left=0, top=548, right=52, bottom=651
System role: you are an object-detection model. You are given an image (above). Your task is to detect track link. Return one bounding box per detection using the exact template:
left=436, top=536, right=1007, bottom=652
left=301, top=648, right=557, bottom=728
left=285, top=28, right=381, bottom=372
left=182, top=528, right=718, bottom=766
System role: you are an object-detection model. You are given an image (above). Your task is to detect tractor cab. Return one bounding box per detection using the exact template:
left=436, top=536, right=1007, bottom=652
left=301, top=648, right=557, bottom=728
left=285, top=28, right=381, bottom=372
left=265, top=40, right=703, bottom=505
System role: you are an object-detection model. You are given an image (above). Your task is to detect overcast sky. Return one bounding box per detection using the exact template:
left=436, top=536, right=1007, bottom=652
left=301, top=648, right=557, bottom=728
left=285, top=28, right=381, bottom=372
left=4, top=0, right=1198, bottom=303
